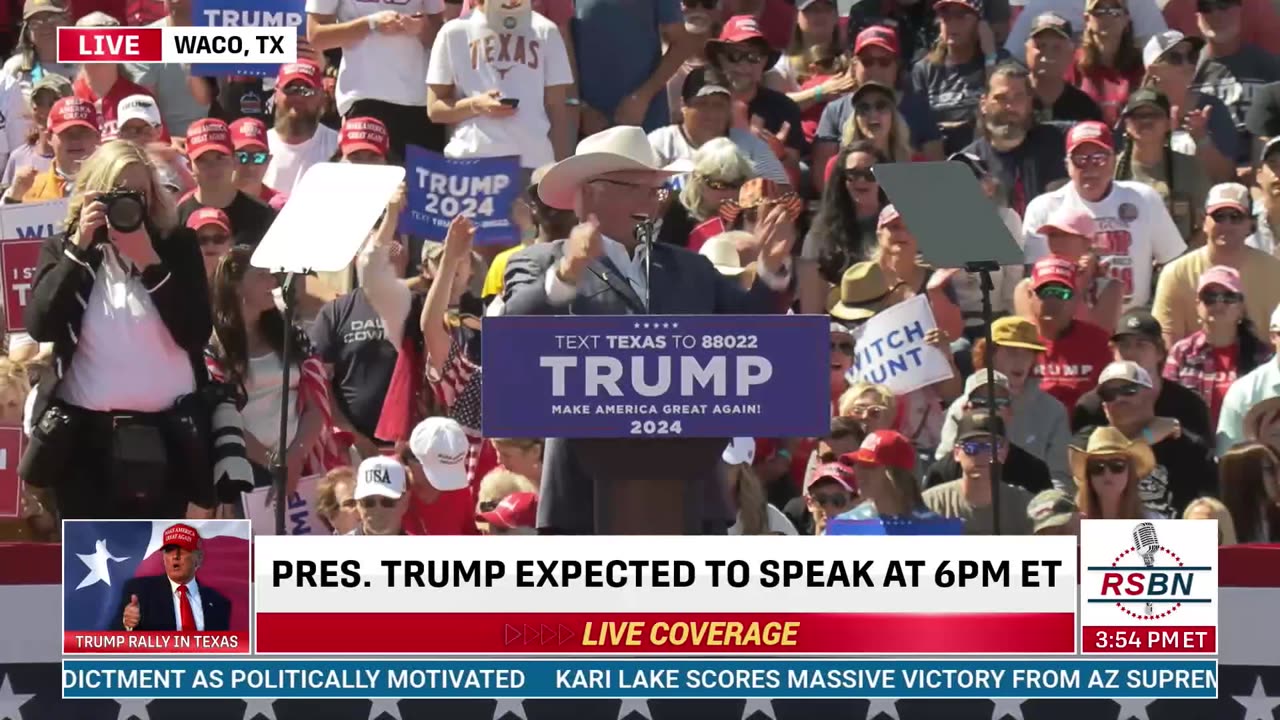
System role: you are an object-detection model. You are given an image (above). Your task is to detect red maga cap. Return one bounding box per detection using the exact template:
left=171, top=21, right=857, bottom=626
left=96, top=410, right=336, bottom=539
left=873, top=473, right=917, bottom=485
left=806, top=462, right=858, bottom=493
left=1066, top=121, right=1114, bottom=154
left=49, top=97, right=99, bottom=134
left=855, top=25, right=900, bottom=56
left=229, top=116, right=268, bottom=151
left=718, top=15, right=768, bottom=43
left=277, top=60, right=322, bottom=89
left=476, top=492, right=538, bottom=530
left=339, top=116, right=389, bottom=158
left=186, top=118, right=233, bottom=160
left=1031, top=254, right=1078, bottom=291
left=161, top=523, right=201, bottom=552
left=844, top=430, right=916, bottom=471
left=186, top=206, right=230, bottom=233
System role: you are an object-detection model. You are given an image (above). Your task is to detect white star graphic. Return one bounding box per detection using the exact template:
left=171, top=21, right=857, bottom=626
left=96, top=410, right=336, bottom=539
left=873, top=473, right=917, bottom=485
left=990, top=698, right=1026, bottom=720
left=864, top=698, right=901, bottom=720
left=0, top=674, right=35, bottom=720
left=367, top=698, right=403, bottom=720
left=1114, top=697, right=1155, bottom=720
left=76, top=539, right=129, bottom=590
left=116, top=699, right=152, bottom=720
left=740, top=698, right=775, bottom=719
left=1233, top=676, right=1280, bottom=720
left=492, top=699, right=527, bottom=720
left=242, top=698, right=278, bottom=720
left=617, top=698, right=652, bottom=720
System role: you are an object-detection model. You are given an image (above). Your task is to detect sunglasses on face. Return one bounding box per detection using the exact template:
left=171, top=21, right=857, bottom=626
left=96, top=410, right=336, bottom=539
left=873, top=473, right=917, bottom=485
left=1036, top=285, right=1074, bottom=302
left=1070, top=152, right=1112, bottom=168
left=831, top=340, right=855, bottom=355
left=969, top=395, right=1011, bottom=410
left=1127, top=109, right=1165, bottom=123
left=1200, top=290, right=1243, bottom=305
left=592, top=178, right=669, bottom=201
left=1198, top=0, right=1241, bottom=12
left=281, top=84, right=318, bottom=98
left=339, top=498, right=358, bottom=510
left=850, top=404, right=886, bottom=417
left=855, top=99, right=893, bottom=115
left=1087, top=458, right=1129, bottom=475
left=810, top=491, right=851, bottom=508
left=857, top=55, right=896, bottom=69
left=724, top=48, right=765, bottom=64
left=1210, top=209, right=1247, bottom=224
left=26, top=15, right=66, bottom=28
left=359, top=496, right=398, bottom=509
left=960, top=439, right=1003, bottom=456
left=236, top=150, right=268, bottom=165
left=683, top=0, right=717, bottom=8
left=845, top=167, right=876, bottom=183
left=702, top=178, right=742, bottom=191
left=1099, top=383, right=1142, bottom=402
left=198, top=232, right=231, bottom=246
left=1088, top=6, right=1127, bottom=17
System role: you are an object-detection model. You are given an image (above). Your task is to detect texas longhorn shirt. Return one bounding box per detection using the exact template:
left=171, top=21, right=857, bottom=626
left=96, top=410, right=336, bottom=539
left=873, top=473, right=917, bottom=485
left=1034, top=319, right=1113, bottom=412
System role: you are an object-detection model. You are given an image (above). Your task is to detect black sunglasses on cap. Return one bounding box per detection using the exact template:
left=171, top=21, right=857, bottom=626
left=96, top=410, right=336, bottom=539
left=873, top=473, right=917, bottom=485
left=1098, top=383, right=1142, bottom=403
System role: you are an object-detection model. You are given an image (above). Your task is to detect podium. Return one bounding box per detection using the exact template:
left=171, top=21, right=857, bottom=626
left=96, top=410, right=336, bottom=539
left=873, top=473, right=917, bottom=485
left=572, top=437, right=729, bottom=534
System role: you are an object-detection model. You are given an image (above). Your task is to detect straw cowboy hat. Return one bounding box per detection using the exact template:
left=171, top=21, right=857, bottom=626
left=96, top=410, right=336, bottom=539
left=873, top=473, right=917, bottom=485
left=1068, top=426, right=1156, bottom=482
left=1243, top=396, right=1280, bottom=447
left=537, top=126, right=692, bottom=211
left=828, top=261, right=894, bottom=322
left=699, top=233, right=748, bottom=277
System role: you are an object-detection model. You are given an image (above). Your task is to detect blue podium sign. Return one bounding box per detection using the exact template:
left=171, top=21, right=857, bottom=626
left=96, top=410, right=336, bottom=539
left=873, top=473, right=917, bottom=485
left=482, top=315, right=830, bottom=439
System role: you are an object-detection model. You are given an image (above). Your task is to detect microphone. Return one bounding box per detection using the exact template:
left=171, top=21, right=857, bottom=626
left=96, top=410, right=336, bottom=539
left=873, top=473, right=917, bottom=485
left=632, top=213, right=654, bottom=314
left=1133, top=522, right=1159, bottom=616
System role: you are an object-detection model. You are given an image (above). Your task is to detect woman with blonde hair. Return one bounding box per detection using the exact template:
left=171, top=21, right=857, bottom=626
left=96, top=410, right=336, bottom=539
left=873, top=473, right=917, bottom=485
left=476, top=468, right=537, bottom=516
left=837, top=429, right=941, bottom=524
left=839, top=381, right=897, bottom=432
left=1183, top=497, right=1239, bottom=545
left=22, top=139, right=214, bottom=519
left=1218, top=441, right=1280, bottom=543
left=722, top=437, right=797, bottom=535
left=314, top=466, right=360, bottom=535
left=1070, top=426, right=1155, bottom=520
left=840, top=83, right=914, bottom=163
left=658, top=137, right=756, bottom=248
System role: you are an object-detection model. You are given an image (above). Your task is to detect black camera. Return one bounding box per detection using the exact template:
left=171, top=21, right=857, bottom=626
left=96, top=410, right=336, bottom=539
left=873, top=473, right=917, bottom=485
left=100, top=189, right=146, bottom=233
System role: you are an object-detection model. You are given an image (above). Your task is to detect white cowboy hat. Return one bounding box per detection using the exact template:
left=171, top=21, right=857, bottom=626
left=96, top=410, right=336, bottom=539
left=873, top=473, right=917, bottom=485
left=698, top=233, right=748, bottom=277
left=538, top=126, right=693, bottom=210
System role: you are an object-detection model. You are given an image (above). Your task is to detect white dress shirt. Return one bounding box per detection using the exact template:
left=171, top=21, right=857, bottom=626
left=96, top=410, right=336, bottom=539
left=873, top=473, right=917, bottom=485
left=543, top=234, right=791, bottom=305
left=169, top=577, right=205, bottom=631
left=57, top=250, right=196, bottom=412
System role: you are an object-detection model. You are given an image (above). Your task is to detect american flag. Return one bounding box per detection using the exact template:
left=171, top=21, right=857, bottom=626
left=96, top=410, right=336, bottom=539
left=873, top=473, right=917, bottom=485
left=429, top=328, right=483, bottom=435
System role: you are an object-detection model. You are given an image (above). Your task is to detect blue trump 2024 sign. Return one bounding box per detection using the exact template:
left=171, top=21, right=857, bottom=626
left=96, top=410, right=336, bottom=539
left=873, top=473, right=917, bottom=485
left=192, top=0, right=305, bottom=77
left=482, top=315, right=830, bottom=439
left=401, top=145, right=520, bottom=243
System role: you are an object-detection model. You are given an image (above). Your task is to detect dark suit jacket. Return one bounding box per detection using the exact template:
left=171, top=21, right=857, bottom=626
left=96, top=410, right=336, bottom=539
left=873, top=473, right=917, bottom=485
left=112, top=575, right=232, bottom=632
left=501, top=239, right=793, bottom=534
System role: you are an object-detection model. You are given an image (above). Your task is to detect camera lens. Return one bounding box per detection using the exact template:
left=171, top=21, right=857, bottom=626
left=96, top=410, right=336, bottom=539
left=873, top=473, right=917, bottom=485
left=105, top=194, right=145, bottom=233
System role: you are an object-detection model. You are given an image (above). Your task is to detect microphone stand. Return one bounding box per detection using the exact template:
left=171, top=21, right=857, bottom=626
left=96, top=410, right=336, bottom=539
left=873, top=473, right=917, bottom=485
left=271, top=270, right=307, bottom=536
left=966, top=260, right=1002, bottom=536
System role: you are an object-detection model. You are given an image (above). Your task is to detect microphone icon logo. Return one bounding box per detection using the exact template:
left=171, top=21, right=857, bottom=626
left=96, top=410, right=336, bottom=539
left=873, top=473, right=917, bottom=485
left=1132, top=522, right=1160, bottom=616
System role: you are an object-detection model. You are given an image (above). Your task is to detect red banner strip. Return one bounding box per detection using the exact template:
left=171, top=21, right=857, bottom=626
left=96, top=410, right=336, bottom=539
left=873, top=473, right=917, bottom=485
left=1081, top=626, right=1216, bottom=654
left=63, top=631, right=248, bottom=654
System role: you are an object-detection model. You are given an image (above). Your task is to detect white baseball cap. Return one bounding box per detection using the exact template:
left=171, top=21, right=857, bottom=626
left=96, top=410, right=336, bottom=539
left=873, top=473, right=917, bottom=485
left=1098, top=361, right=1153, bottom=389
left=117, top=94, right=161, bottom=129
left=409, top=417, right=470, bottom=491
left=354, top=456, right=408, bottom=500
left=722, top=437, right=756, bottom=466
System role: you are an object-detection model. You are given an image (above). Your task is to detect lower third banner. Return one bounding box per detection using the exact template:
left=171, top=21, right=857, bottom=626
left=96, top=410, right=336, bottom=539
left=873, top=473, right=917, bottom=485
left=61, top=659, right=1218, bottom=699
left=481, top=315, right=830, bottom=438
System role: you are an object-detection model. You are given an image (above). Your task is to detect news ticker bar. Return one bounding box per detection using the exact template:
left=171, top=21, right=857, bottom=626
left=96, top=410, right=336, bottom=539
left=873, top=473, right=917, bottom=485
left=61, top=659, right=1219, bottom=700
left=57, top=27, right=296, bottom=64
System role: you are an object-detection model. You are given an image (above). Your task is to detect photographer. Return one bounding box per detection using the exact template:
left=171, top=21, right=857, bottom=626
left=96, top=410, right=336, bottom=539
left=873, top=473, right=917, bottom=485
left=19, top=140, right=215, bottom=520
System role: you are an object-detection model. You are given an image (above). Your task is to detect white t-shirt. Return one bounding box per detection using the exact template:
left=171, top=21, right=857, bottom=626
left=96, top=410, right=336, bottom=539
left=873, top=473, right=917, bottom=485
left=426, top=11, right=573, bottom=169
left=1022, top=181, right=1186, bottom=310
left=263, top=125, right=340, bottom=195
left=242, top=352, right=300, bottom=450
left=307, top=0, right=444, bottom=114
left=646, top=125, right=789, bottom=185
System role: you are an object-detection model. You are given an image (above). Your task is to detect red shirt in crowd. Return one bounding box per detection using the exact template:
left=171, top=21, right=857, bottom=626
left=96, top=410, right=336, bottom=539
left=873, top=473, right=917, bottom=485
left=1162, top=330, right=1267, bottom=432
left=69, top=0, right=128, bottom=21
left=1065, top=51, right=1144, bottom=127
left=1034, top=319, right=1113, bottom=412
left=72, top=75, right=171, bottom=142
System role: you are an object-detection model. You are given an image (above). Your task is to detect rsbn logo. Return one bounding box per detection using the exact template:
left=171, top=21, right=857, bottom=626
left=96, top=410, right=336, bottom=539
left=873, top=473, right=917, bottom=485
left=1089, top=522, right=1213, bottom=620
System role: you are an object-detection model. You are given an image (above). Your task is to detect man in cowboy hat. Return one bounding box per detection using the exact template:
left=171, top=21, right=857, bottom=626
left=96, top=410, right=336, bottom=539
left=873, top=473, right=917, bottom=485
left=502, top=125, right=797, bottom=534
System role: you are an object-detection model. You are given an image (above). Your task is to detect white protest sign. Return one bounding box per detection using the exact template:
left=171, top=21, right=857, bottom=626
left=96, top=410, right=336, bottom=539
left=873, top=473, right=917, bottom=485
left=852, top=294, right=953, bottom=395
left=242, top=474, right=327, bottom=535
left=0, top=198, right=68, bottom=240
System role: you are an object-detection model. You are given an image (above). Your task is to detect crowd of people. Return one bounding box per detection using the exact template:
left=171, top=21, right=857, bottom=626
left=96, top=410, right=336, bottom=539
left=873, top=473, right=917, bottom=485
left=0, top=0, right=1279, bottom=542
